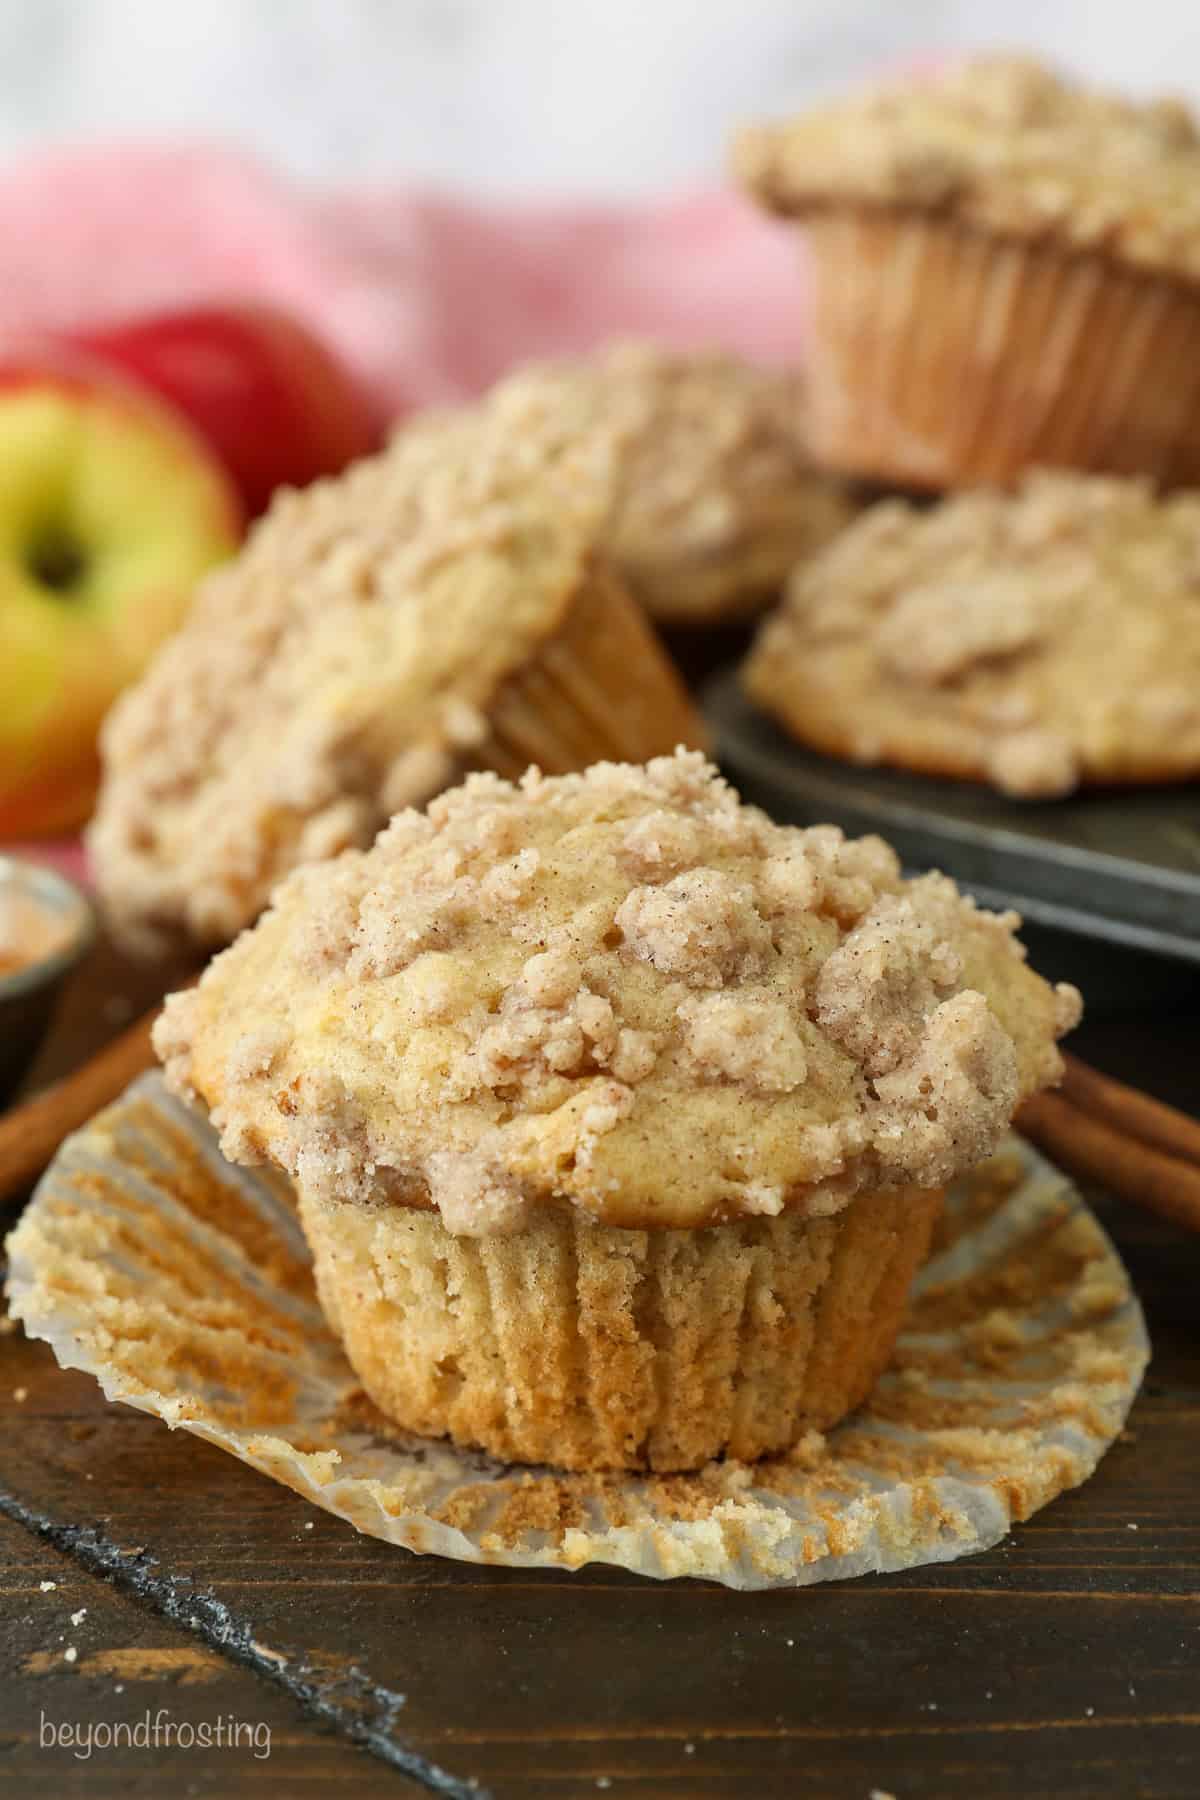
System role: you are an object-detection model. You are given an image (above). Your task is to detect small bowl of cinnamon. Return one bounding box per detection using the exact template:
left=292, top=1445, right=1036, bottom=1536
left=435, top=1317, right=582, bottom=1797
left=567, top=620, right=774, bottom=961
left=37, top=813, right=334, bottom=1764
left=0, top=857, right=95, bottom=1107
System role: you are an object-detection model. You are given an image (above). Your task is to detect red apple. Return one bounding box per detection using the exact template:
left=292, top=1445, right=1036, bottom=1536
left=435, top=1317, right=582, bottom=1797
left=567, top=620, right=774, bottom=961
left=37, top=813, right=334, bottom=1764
left=64, top=304, right=382, bottom=518
left=0, top=349, right=242, bottom=838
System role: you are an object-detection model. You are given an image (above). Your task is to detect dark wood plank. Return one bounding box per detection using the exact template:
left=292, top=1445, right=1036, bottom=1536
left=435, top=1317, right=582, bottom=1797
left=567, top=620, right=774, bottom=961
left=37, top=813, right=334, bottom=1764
left=17, top=934, right=191, bottom=1095
left=0, top=938, right=1197, bottom=1799
left=0, top=1506, right=394, bottom=1796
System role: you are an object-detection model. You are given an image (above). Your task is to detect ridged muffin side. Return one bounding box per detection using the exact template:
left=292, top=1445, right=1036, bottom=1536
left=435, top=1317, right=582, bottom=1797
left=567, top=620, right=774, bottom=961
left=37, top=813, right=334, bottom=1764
left=734, top=55, right=1200, bottom=486
left=300, top=1182, right=942, bottom=1472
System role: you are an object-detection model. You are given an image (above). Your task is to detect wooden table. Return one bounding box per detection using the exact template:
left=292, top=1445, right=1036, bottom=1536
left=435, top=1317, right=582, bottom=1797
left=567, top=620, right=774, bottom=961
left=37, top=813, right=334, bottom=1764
left=2, top=938, right=1198, bottom=1799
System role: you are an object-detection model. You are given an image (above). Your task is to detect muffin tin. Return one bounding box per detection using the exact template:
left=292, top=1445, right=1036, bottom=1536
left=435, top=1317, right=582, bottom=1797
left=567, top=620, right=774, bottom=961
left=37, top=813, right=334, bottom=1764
left=707, top=671, right=1200, bottom=985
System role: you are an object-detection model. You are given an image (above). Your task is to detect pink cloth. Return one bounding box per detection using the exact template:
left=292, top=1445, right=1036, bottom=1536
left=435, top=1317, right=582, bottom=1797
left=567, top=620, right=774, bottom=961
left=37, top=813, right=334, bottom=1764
left=0, top=143, right=806, bottom=419
left=7, top=842, right=88, bottom=885
left=1, top=142, right=809, bottom=870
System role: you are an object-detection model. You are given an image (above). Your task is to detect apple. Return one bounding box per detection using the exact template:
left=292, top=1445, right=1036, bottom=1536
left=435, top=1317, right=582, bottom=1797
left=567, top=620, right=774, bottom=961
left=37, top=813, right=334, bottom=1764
left=0, top=350, right=242, bottom=838
left=64, top=304, right=382, bottom=518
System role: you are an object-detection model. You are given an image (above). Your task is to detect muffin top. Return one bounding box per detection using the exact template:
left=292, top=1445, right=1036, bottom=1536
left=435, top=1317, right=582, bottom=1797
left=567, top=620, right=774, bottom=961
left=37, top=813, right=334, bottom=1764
left=155, top=750, right=1079, bottom=1235
left=89, top=427, right=617, bottom=954
left=473, top=343, right=853, bottom=621
left=744, top=469, right=1200, bottom=796
left=734, top=54, right=1200, bottom=279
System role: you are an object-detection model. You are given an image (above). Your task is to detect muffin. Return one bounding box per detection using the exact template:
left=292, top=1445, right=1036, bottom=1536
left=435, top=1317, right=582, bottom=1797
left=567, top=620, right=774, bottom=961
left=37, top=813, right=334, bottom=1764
left=90, top=430, right=704, bottom=955
left=154, top=750, right=1080, bottom=1472
left=473, top=342, right=854, bottom=627
left=744, top=468, right=1200, bottom=797
left=734, top=55, right=1200, bottom=489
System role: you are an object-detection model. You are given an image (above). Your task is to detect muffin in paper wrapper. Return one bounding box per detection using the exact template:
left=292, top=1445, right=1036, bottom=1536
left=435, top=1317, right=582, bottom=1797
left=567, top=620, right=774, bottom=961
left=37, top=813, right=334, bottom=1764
left=803, top=209, right=1200, bottom=490
left=5, top=1074, right=1148, bottom=1590
left=296, top=1180, right=945, bottom=1473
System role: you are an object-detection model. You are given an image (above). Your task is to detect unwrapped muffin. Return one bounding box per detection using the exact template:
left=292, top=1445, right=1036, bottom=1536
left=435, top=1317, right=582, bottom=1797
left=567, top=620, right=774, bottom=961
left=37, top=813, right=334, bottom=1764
left=473, top=342, right=854, bottom=625
left=735, top=55, right=1200, bottom=488
left=744, top=469, right=1200, bottom=797
left=154, top=750, right=1080, bottom=1472
left=90, top=430, right=704, bottom=954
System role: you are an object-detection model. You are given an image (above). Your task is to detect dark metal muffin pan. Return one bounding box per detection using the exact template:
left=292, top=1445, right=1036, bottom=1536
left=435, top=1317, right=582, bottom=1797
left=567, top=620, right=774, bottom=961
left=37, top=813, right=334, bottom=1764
left=705, top=671, right=1200, bottom=983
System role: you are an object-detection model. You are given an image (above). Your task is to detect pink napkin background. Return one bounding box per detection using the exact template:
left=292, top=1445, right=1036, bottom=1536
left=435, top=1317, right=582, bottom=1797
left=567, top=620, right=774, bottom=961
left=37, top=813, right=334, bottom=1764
left=3, top=142, right=808, bottom=883
left=0, top=143, right=808, bottom=416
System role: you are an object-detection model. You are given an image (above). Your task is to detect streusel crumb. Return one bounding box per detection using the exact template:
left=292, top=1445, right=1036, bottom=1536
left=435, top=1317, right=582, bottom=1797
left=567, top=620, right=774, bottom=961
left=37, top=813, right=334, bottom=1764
left=745, top=469, right=1200, bottom=795
left=735, top=53, right=1200, bottom=280
left=156, top=751, right=1078, bottom=1233
left=90, top=415, right=702, bottom=953
left=467, top=342, right=853, bottom=621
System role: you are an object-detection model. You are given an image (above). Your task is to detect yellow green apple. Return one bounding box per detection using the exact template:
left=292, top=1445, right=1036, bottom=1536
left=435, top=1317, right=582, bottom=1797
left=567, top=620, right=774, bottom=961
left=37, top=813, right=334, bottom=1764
left=0, top=357, right=242, bottom=837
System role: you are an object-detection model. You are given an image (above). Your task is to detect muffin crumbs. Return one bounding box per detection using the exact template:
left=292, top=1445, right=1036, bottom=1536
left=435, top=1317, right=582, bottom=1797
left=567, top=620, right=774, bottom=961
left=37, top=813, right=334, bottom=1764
left=157, top=751, right=1079, bottom=1233
left=745, top=469, right=1200, bottom=796
left=88, top=410, right=668, bottom=953
left=475, top=341, right=853, bottom=620
left=734, top=53, right=1200, bottom=280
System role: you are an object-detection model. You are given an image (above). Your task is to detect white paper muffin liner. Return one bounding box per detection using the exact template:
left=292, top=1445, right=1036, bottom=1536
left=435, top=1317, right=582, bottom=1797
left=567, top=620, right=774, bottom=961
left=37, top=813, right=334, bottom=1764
left=6, top=1074, right=1148, bottom=1590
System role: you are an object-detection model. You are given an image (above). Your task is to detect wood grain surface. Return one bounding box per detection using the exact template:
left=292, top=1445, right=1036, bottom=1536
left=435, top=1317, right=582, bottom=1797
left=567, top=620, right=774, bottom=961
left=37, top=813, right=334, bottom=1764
left=1, top=935, right=1198, bottom=1799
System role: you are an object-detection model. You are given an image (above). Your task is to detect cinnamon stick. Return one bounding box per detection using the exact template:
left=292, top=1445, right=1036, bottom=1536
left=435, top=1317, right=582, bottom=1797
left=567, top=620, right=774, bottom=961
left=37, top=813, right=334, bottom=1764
left=1059, top=1052, right=1200, bottom=1172
left=1017, top=1085, right=1200, bottom=1237
left=0, top=998, right=165, bottom=1206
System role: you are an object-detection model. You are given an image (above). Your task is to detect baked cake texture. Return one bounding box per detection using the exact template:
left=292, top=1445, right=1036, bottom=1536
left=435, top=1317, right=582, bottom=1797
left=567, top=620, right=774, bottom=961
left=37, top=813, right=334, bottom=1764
left=744, top=469, right=1200, bottom=796
left=90, top=430, right=704, bottom=954
left=155, top=751, right=1079, bottom=1470
left=473, top=342, right=853, bottom=623
left=734, top=56, right=1200, bottom=486
left=735, top=53, right=1200, bottom=274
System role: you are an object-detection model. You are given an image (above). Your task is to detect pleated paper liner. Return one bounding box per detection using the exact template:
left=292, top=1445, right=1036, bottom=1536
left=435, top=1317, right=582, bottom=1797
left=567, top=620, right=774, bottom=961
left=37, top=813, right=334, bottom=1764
left=803, top=208, right=1200, bottom=490
left=476, top=558, right=708, bottom=778
left=296, top=1180, right=943, bottom=1472
left=6, top=1074, right=1147, bottom=1590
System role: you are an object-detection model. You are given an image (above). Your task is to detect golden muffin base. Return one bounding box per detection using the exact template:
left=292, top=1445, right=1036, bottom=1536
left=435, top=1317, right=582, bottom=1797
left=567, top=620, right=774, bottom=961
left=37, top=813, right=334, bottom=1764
left=744, top=667, right=1200, bottom=795
left=477, top=556, right=707, bottom=775
left=803, top=209, right=1200, bottom=490
left=298, top=1184, right=943, bottom=1474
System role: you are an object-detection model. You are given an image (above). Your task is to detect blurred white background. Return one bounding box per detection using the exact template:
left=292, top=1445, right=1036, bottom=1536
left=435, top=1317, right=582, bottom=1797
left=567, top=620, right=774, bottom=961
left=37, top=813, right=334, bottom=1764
left=2, top=0, right=1198, bottom=193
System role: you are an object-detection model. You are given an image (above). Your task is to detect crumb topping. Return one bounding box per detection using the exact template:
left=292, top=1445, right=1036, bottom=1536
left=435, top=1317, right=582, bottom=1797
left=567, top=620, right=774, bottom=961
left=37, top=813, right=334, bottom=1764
left=814, top=886, right=967, bottom=1079
left=615, top=870, right=774, bottom=987
left=89, top=421, right=629, bottom=953
left=678, top=991, right=810, bottom=1093
left=93, top=349, right=795, bottom=957
left=870, top=992, right=1019, bottom=1187
left=474, top=342, right=853, bottom=620
left=156, top=751, right=1078, bottom=1234
left=734, top=53, right=1200, bottom=280
left=876, top=573, right=1047, bottom=686
left=745, top=469, right=1200, bottom=796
